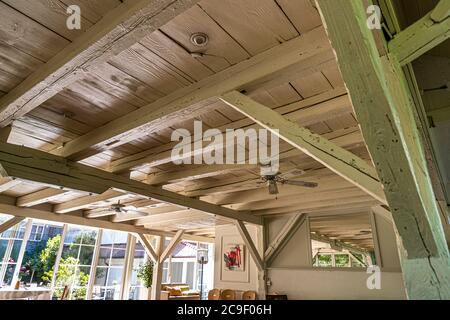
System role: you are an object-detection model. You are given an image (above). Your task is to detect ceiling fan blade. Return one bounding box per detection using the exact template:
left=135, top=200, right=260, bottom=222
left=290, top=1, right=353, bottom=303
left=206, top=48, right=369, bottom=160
left=282, top=180, right=318, bottom=188
left=278, top=168, right=306, bottom=180
left=121, top=209, right=148, bottom=217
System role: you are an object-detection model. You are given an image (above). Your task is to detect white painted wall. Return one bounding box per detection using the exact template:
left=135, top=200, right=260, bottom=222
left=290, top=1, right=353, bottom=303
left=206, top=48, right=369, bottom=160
left=268, top=268, right=406, bottom=299
left=213, top=212, right=406, bottom=300
left=214, top=224, right=260, bottom=298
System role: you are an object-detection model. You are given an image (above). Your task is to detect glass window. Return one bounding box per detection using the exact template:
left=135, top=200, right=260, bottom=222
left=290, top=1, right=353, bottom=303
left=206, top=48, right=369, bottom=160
left=0, top=217, right=28, bottom=286
left=310, top=213, right=375, bottom=268
left=54, top=226, right=98, bottom=300
left=92, top=230, right=127, bottom=300
left=128, top=239, right=150, bottom=300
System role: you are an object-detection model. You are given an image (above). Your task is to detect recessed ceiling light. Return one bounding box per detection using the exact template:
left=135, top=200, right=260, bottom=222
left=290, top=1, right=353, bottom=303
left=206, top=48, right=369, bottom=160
left=190, top=32, right=209, bottom=47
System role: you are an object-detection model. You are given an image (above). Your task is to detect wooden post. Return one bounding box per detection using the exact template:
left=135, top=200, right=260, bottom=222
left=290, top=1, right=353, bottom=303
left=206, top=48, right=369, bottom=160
left=119, top=233, right=135, bottom=300
left=151, top=236, right=165, bottom=300
left=317, top=0, right=450, bottom=299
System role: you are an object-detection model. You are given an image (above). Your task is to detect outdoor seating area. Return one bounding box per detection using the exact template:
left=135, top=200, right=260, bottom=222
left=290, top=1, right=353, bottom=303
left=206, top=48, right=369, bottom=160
left=0, top=0, right=449, bottom=303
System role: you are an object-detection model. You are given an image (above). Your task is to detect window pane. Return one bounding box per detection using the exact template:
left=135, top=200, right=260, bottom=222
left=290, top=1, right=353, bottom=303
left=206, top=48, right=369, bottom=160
left=79, top=245, right=94, bottom=265
left=171, top=262, right=183, bottom=283
left=107, top=268, right=123, bottom=286
left=62, top=244, right=79, bottom=260
left=186, top=262, right=195, bottom=288
left=94, top=267, right=108, bottom=286
left=9, top=240, right=22, bottom=262
left=98, top=247, right=112, bottom=266
left=0, top=239, right=8, bottom=260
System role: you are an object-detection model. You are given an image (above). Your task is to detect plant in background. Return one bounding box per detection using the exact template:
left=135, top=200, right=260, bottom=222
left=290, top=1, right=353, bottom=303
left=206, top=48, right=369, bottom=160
left=136, top=260, right=154, bottom=288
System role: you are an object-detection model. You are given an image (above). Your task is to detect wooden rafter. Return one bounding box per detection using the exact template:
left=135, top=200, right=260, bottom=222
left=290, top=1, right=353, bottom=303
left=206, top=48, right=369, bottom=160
left=136, top=234, right=158, bottom=262
left=220, top=91, right=387, bottom=204
left=51, top=27, right=334, bottom=161
left=54, top=189, right=129, bottom=214
left=0, top=177, right=21, bottom=193
left=264, top=214, right=306, bottom=265
left=109, top=87, right=351, bottom=173
left=160, top=230, right=184, bottom=263
left=235, top=220, right=264, bottom=271
left=0, top=216, right=24, bottom=234
left=0, top=142, right=261, bottom=225
left=17, top=188, right=70, bottom=207
left=388, top=0, right=450, bottom=66
left=0, top=0, right=200, bottom=126
left=317, top=0, right=450, bottom=299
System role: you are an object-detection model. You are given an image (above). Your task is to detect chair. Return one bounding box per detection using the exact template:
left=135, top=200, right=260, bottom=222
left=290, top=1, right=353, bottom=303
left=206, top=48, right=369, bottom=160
left=242, top=290, right=257, bottom=300
left=208, top=289, right=220, bottom=300
left=61, top=285, right=70, bottom=300
left=220, top=289, right=236, bottom=300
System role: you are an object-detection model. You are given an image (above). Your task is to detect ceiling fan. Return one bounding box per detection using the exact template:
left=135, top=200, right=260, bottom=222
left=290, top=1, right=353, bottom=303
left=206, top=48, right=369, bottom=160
left=97, top=201, right=148, bottom=220
left=261, top=170, right=318, bottom=195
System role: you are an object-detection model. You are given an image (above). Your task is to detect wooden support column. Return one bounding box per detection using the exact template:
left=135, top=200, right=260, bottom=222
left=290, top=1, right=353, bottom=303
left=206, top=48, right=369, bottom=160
left=120, top=233, right=135, bottom=300
left=317, top=0, right=450, bottom=299
left=160, top=230, right=184, bottom=263
left=264, top=214, right=307, bottom=266
left=151, top=236, right=165, bottom=300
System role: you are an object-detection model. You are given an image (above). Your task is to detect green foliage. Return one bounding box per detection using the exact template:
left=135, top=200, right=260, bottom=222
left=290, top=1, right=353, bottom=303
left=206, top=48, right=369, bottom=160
left=137, top=260, right=154, bottom=288
left=335, top=254, right=350, bottom=267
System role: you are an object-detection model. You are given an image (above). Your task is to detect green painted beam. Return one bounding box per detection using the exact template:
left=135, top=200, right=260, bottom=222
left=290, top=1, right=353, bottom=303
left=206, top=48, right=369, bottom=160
left=388, top=1, right=450, bottom=66
left=317, top=0, right=450, bottom=299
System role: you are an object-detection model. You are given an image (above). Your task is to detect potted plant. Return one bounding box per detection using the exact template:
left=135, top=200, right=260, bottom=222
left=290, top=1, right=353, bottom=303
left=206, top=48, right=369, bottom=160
left=136, top=260, right=154, bottom=300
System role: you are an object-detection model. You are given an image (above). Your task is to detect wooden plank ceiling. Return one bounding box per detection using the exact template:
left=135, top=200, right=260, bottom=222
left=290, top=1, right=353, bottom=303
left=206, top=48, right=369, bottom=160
left=0, top=0, right=382, bottom=243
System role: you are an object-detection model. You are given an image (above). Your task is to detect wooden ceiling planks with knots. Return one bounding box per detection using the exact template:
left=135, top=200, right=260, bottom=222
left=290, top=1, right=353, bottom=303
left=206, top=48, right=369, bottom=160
left=0, top=0, right=384, bottom=246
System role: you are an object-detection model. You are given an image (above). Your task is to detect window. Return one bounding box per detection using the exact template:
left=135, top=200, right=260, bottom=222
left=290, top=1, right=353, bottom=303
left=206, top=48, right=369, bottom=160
left=128, top=240, right=151, bottom=300
left=309, top=213, right=376, bottom=268
left=0, top=216, right=28, bottom=286
left=29, top=224, right=45, bottom=241
left=54, top=226, right=98, bottom=300
left=92, top=230, right=127, bottom=300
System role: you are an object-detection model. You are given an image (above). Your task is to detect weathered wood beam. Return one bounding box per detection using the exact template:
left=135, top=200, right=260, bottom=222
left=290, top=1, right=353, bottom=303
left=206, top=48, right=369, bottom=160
left=0, top=194, right=213, bottom=242
left=0, top=177, right=21, bottom=193
left=136, top=234, right=158, bottom=262
left=0, top=0, right=200, bottom=126
left=160, top=230, right=184, bottom=263
left=431, top=0, right=450, bottom=23
left=388, top=1, right=450, bottom=66
left=109, top=88, right=350, bottom=173
left=0, top=125, right=12, bottom=142
left=0, top=216, right=24, bottom=234
left=235, top=220, right=264, bottom=271
left=220, top=91, right=387, bottom=204
left=317, top=0, right=450, bottom=299
left=51, top=27, right=334, bottom=161
left=16, top=188, right=70, bottom=207
left=146, top=164, right=255, bottom=185
left=151, top=236, right=165, bottom=300
left=135, top=209, right=206, bottom=226
left=264, top=214, right=306, bottom=265
left=54, top=189, right=129, bottom=214
left=0, top=142, right=261, bottom=225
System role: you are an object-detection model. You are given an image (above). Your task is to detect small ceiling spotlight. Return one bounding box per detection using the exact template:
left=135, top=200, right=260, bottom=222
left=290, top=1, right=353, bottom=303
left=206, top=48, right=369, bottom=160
left=190, top=32, right=209, bottom=47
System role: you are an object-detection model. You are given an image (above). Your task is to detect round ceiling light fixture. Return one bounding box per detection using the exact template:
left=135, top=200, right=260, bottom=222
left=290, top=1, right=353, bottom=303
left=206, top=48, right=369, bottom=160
left=190, top=32, right=209, bottom=47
